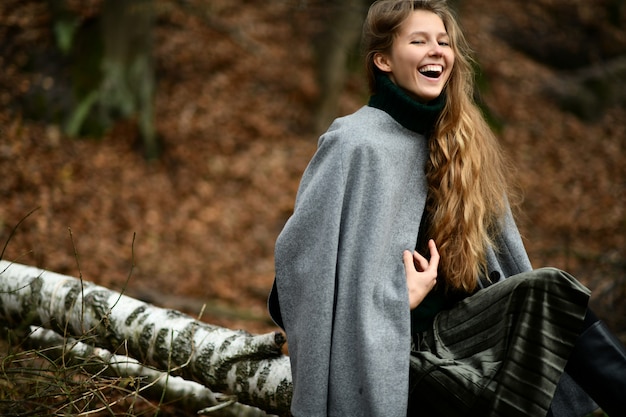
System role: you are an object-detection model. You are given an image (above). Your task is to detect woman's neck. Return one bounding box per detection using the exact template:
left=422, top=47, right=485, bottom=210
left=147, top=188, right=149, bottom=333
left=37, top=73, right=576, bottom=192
left=368, top=74, right=445, bottom=135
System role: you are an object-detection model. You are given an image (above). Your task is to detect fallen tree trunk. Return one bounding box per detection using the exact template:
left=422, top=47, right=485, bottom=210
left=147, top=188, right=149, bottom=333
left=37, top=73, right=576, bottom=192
left=0, top=260, right=293, bottom=416
left=25, top=326, right=269, bottom=416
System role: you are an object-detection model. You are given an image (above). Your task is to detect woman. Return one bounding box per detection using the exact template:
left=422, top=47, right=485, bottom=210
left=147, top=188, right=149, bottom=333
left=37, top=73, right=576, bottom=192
left=269, top=1, right=626, bottom=416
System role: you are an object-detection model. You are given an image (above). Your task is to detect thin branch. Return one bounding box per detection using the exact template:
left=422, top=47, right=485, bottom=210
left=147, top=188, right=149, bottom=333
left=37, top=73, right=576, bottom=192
left=0, top=207, right=39, bottom=263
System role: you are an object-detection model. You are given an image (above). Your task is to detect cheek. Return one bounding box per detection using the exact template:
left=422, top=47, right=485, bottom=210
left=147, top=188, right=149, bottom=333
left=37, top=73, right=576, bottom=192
left=447, top=51, right=455, bottom=67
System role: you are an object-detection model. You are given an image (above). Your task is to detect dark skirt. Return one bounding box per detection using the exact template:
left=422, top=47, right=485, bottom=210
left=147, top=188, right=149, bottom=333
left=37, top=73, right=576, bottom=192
left=408, top=267, right=590, bottom=417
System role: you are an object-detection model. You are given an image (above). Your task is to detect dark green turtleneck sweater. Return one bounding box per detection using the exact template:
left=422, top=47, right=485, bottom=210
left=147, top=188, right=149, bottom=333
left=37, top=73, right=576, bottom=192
left=368, top=73, right=445, bottom=136
left=368, top=74, right=452, bottom=336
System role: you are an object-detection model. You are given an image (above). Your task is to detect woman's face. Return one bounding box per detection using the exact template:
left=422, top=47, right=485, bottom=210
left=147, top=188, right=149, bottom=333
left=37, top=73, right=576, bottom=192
left=374, top=10, right=454, bottom=103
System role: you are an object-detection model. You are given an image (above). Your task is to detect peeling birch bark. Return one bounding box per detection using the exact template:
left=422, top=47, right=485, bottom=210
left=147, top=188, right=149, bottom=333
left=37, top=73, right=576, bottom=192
left=0, top=261, right=293, bottom=416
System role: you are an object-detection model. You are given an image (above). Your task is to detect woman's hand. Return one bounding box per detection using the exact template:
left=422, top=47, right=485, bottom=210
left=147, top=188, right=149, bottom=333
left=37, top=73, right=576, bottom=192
left=403, top=239, right=440, bottom=310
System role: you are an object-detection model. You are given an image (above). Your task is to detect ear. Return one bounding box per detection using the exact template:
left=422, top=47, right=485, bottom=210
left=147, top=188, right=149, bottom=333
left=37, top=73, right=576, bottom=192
left=373, top=52, right=392, bottom=73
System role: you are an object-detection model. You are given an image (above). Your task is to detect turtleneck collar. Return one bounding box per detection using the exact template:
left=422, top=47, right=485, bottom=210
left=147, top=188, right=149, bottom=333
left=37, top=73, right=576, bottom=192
left=368, top=74, right=445, bottom=136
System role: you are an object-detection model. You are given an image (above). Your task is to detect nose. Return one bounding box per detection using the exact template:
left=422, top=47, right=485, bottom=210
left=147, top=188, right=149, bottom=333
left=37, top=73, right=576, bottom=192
left=429, top=42, right=444, bottom=57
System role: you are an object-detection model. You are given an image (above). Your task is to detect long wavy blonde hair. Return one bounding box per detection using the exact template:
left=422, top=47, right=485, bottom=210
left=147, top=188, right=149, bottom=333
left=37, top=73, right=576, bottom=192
left=363, top=0, right=514, bottom=292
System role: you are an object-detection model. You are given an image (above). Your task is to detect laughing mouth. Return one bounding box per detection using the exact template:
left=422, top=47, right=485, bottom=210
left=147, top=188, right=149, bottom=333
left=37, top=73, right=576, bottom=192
left=419, top=65, right=443, bottom=78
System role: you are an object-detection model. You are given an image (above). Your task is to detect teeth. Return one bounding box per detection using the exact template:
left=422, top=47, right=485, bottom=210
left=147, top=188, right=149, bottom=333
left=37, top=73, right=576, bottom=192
left=419, top=65, right=443, bottom=74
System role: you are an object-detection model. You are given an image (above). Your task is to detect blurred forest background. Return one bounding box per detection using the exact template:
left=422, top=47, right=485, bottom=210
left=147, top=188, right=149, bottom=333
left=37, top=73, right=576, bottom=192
left=1, top=0, right=625, bottom=342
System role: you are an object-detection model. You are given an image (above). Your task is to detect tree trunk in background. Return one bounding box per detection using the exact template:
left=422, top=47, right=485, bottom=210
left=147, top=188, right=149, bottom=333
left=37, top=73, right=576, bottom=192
left=312, top=0, right=369, bottom=134
left=0, top=261, right=293, bottom=416
left=100, top=0, right=158, bottom=159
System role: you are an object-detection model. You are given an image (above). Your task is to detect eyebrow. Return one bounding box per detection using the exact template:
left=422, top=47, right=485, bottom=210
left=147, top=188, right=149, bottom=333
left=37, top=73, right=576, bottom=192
left=407, top=31, right=449, bottom=38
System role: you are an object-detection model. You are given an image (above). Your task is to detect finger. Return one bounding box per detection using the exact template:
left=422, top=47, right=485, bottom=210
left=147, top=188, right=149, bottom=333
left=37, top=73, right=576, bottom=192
left=403, top=250, right=417, bottom=272
left=412, top=250, right=429, bottom=271
left=427, top=239, right=440, bottom=269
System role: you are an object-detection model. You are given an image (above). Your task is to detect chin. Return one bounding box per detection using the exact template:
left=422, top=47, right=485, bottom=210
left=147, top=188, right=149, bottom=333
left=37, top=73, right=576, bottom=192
left=414, top=92, right=442, bottom=103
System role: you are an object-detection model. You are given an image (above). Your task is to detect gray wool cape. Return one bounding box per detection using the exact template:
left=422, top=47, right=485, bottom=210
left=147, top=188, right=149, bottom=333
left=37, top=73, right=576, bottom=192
left=270, top=105, right=595, bottom=417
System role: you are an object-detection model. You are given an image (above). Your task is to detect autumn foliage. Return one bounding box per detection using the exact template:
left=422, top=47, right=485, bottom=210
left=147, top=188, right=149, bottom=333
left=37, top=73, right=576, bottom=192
left=0, top=0, right=624, bottom=339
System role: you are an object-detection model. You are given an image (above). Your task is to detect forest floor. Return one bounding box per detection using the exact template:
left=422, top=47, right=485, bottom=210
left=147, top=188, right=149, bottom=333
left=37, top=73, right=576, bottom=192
left=1, top=0, right=625, bottom=341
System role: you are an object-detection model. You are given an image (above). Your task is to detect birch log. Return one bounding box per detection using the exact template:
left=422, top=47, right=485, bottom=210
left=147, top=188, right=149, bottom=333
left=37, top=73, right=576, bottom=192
left=0, top=260, right=293, bottom=416
left=25, top=326, right=270, bottom=416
